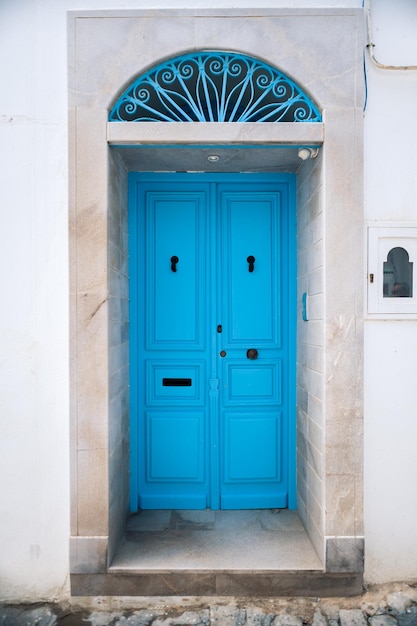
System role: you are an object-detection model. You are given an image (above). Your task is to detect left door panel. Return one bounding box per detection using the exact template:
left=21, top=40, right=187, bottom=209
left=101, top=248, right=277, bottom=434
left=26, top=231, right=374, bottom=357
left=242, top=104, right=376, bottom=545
left=130, top=176, right=211, bottom=509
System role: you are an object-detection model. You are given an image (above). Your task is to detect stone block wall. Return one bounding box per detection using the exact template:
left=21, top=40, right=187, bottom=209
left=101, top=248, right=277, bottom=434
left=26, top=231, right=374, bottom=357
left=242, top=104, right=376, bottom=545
left=296, top=152, right=325, bottom=561
left=108, top=149, right=130, bottom=563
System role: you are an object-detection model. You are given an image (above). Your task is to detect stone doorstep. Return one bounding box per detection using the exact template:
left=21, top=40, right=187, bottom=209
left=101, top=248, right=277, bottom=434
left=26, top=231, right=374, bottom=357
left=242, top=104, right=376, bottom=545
left=70, top=571, right=364, bottom=597
left=70, top=510, right=366, bottom=597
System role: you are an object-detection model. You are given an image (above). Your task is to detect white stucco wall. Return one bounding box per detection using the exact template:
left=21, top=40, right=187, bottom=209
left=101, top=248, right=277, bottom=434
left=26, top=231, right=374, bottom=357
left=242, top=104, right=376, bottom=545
left=0, top=0, right=416, bottom=601
left=363, top=0, right=417, bottom=584
left=0, top=1, right=71, bottom=600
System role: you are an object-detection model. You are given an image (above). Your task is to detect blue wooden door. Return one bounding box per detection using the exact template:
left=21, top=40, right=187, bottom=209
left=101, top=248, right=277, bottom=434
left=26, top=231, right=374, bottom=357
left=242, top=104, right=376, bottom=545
left=129, top=173, right=295, bottom=510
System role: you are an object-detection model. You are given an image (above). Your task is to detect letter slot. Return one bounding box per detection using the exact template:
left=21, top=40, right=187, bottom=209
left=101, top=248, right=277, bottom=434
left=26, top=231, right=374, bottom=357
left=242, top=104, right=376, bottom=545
left=162, top=378, right=192, bottom=387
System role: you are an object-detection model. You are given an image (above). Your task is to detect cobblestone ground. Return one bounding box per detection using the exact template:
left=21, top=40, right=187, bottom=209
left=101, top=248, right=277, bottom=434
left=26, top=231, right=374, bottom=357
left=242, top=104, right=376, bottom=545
left=1, top=584, right=417, bottom=626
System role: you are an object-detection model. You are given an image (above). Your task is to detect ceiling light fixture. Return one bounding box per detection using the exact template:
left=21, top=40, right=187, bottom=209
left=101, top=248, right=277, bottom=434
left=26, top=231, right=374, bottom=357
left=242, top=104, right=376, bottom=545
left=207, top=155, right=220, bottom=162
left=298, top=147, right=320, bottom=161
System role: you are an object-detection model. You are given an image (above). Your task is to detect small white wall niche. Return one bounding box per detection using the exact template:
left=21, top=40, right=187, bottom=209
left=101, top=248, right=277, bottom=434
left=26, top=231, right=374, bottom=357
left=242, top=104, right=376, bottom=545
left=367, top=224, right=417, bottom=317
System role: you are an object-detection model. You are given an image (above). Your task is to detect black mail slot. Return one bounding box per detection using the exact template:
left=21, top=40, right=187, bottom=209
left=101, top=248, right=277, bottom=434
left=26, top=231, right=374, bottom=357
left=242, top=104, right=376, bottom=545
left=162, top=378, right=192, bottom=387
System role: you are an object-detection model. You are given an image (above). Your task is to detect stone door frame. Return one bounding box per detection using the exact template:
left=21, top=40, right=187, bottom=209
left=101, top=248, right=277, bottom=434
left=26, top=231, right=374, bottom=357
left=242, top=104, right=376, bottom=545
left=68, top=8, right=364, bottom=587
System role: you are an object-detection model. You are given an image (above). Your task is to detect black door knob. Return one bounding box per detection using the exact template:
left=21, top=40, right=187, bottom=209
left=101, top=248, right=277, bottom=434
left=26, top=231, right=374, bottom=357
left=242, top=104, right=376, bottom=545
left=246, top=348, right=258, bottom=360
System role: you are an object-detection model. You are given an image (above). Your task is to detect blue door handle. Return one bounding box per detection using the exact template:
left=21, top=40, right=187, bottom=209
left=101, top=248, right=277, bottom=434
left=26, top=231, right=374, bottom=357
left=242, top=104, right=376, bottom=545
left=247, top=255, right=255, bottom=272
left=171, top=256, right=179, bottom=272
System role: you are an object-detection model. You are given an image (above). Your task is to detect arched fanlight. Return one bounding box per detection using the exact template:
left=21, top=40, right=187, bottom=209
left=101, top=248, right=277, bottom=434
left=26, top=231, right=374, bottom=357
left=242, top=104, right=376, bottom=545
left=109, top=51, right=321, bottom=123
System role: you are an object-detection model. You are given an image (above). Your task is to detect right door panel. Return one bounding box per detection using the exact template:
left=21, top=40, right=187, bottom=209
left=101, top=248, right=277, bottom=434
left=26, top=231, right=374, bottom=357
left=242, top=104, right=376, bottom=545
left=217, top=185, right=289, bottom=509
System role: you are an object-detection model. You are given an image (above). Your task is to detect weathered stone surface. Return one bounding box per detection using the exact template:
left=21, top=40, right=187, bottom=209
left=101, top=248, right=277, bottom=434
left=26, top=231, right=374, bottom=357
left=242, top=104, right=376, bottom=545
left=90, top=612, right=128, bottom=626
left=210, top=605, right=246, bottom=625
left=245, top=607, right=276, bottom=626
left=1, top=587, right=417, bottom=626
left=369, top=616, right=398, bottom=626
left=152, top=610, right=210, bottom=626
left=271, top=613, right=303, bottom=626
left=0, top=607, right=57, bottom=626
left=396, top=605, right=417, bottom=626
left=312, top=609, right=328, bottom=626
left=339, top=609, right=367, bottom=626
left=387, top=590, right=417, bottom=614
left=114, top=611, right=167, bottom=626
left=326, top=538, right=364, bottom=574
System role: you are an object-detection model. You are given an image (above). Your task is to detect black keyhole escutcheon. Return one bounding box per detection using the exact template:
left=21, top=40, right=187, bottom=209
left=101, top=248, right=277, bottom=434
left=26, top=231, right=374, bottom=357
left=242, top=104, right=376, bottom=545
left=171, top=256, right=179, bottom=272
left=247, top=255, right=255, bottom=272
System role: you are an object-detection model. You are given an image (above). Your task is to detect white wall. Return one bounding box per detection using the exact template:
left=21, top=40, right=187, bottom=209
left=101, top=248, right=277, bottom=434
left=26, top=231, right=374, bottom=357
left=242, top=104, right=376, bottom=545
left=0, top=0, right=416, bottom=601
left=0, top=1, right=70, bottom=601
left=363, top=0, right=417, bottom=584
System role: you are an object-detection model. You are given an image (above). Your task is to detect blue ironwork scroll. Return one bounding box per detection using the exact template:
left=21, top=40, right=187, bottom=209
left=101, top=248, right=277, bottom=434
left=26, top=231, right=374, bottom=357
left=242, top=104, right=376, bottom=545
left=109, top=51, right=321, bottom=123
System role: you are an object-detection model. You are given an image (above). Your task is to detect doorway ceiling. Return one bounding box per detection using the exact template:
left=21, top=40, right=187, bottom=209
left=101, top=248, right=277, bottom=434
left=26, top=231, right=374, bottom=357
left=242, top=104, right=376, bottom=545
left=115, top=146, right=303, bottom=173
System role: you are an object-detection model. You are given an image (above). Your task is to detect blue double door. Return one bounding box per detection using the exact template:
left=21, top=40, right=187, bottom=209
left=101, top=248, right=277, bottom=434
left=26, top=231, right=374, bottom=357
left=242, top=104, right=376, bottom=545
left=129, top=173, right=296, bottom=510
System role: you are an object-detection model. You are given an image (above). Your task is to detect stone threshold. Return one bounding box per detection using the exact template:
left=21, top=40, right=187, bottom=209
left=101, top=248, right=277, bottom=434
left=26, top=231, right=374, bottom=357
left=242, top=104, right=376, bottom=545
left=70, top=510, right=363, bottom=597
left=70, top=572, right=363, bottom=597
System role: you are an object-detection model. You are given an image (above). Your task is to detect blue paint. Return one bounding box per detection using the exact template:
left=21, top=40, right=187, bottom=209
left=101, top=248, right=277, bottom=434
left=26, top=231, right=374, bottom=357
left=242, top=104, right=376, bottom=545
left=302, top=292, right=308, bottom=322
left=110, top=51, right=321, bottom=123
left=129, top=173, right=296, bottom=510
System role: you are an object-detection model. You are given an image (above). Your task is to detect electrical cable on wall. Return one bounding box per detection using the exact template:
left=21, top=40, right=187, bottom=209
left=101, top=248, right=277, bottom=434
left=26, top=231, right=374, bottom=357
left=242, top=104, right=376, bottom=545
left=362, top=0, right=368, bottom=111
left=365, top=0, right=417, bottom=70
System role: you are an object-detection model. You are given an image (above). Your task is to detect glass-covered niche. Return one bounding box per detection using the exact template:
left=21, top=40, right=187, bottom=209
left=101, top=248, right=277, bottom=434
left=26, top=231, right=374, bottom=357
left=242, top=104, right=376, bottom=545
left=368, top=226, right=417, bottom=316
left=383, top=247, right=413, bottom=298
